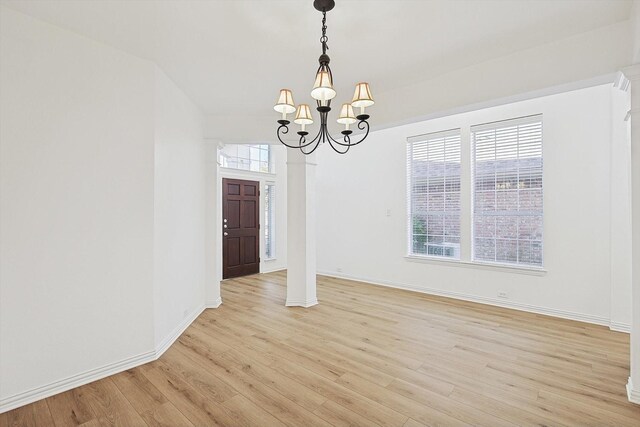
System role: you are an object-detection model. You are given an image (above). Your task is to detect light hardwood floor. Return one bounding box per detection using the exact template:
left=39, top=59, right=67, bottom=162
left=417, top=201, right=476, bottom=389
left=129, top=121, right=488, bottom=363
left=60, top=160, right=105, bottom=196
left=2, top=271, right=639, bottom=426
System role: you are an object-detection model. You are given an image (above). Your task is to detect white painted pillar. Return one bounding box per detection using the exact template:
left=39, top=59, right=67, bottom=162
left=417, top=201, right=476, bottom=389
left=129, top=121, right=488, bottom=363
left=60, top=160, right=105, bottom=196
left=626, top=64, right=640, bottom=404
left=286, top=149, right=318, bottom=307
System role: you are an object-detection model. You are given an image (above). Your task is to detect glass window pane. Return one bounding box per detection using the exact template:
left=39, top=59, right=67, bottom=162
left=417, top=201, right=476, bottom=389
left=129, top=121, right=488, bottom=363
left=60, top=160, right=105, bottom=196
left=408, top=130, right=461, bottom=259
left=472, top=116, right=543, bottom=267
left=220, top=144, right=273, bottom=174
left=265, top=184, right=276, bottom=259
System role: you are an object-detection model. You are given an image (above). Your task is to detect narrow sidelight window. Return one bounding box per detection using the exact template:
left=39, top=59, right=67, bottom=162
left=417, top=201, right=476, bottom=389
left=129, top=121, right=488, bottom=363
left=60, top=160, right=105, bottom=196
left=265, top=183, right=276, bottom=259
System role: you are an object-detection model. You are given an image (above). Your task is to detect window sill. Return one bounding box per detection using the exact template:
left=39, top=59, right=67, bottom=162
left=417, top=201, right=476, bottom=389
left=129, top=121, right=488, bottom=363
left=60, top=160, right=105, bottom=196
left=264, top=257, right=277, bottom=262
left=404, top=255, right=547, bottom=276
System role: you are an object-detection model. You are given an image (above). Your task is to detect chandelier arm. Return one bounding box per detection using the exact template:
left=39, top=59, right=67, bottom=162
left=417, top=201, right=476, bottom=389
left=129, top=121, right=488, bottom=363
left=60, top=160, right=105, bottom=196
left=301, top=140, right=322, bottom=155
left=327, top=134, right=350, bottom=154
left=276, top=123, right=317, bottom=149
left=300, top=126, right=324, bottom=155
left=325, top=119, right=370, bottom=147
left=323, top=125, right=349, bottom=153
left=304, top=123, right=325, bottom=147
left=344, top=119, right=370, bottom=146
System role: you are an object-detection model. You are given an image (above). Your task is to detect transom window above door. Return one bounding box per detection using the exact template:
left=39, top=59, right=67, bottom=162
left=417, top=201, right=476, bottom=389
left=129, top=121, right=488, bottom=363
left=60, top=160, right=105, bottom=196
left=220, top=144, right=273, bottom=173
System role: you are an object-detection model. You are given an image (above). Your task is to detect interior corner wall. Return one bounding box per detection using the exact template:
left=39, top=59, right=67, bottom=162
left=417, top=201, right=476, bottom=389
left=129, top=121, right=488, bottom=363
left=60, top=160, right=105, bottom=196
left=0, top=6, right=212, bottom=412
left=153, top=67, right=207, bottom=350
left=610, top=84, right=633, bottom=331
left=0, top=6, right=156, bottom=410
left=317, top=84, right=626, bottom=327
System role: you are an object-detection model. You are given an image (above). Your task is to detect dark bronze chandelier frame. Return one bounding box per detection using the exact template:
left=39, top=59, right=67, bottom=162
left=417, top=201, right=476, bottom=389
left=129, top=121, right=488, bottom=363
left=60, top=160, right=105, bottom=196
left=275, top=0, right=371, bottom=155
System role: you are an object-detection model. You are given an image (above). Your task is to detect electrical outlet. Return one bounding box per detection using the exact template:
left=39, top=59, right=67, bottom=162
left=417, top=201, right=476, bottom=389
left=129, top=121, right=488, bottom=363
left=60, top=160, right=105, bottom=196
left=183, top=308, right=189, bottom=318
left=337, top=267, right=343, bottom=273
left=497, top=292, right=508, bottom=299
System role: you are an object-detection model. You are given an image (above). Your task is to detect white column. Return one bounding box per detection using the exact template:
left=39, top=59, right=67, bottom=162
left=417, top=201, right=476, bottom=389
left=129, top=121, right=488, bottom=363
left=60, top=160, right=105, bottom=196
left=625, top=64, right=640, bottom=404
left=286, top=149, right=318, bottom=307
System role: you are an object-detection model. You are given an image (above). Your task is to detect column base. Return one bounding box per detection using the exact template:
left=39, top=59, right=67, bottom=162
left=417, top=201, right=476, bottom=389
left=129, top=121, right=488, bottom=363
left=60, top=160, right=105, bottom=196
left=285, top=298, right=318, bottom=308
left=627, top=377, right=640, bottom=404
left=206, top=297, right=223, bottom=309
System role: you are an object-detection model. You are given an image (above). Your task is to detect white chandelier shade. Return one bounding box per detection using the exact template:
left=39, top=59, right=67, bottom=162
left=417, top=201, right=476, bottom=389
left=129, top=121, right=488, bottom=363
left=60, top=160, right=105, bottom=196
left=311, top=70, right=336, bottom=102
left=294, top=104, right=314, bottom=125
left=337, top=103, right=356, bottom=125
left=273, top=89, right=296, bottom=119
left=351, top=82, right=375, bottom=110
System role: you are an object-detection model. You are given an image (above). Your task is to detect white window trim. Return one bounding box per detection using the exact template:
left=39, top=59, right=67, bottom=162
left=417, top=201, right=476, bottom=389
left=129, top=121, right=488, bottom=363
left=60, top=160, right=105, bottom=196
left=219, top=166, right=276, bottom=179
left=404, top=254, right=546, bottom=276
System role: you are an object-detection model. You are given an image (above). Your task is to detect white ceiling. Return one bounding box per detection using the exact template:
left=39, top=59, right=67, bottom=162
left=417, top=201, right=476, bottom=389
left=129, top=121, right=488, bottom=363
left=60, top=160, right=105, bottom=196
left=1, top=0, right=635, bottom=141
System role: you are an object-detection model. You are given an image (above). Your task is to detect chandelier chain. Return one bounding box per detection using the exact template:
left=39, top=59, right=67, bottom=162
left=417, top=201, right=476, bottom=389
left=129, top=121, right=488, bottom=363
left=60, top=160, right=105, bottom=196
left=320, top=11, right=328, bottom=54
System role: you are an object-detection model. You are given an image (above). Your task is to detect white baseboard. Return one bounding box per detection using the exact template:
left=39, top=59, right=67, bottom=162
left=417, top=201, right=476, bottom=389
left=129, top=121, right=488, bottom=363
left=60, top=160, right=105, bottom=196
left=0, top=350, right=155, bottom=414
left=318, top=270, right=621, bottom=330
left=0, top=304, right=207, bottom=414
left=155, top=304, right=205, bottom=359
left=205, top=297, right=222, bottom=309
left=627, top=377, right=640, bottom=404
left=610, top=321, right=631, bottom=333
left=285, top=298, right=318, bottom=308
left=262, top=266, right=286, bottom=274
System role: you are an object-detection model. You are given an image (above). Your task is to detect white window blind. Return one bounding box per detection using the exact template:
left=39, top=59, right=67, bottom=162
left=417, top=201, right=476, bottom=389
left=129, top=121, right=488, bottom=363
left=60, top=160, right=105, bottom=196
left=407, top=129, right=461, bottom=259
left=265, top=184, right=276, bottom=259
left=472, top=115, right=543, bottom=267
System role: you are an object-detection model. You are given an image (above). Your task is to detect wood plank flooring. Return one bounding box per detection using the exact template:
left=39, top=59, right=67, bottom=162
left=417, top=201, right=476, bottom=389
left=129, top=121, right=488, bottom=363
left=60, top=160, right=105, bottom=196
left=2, top=271, right=639, bottom=426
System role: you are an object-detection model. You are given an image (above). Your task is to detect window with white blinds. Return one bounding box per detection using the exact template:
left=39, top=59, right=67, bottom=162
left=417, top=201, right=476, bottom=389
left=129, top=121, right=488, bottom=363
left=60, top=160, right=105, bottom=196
left=265, top=183, right=276, bottom=259
left=472, top=115, right=543, bottom=267
left=407, top=129, right=461, bottom=259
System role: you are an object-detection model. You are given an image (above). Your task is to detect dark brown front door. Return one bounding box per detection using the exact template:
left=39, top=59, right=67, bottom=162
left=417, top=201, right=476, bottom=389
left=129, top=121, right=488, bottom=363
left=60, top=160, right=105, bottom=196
left=223, top=178, right=260, bottom=279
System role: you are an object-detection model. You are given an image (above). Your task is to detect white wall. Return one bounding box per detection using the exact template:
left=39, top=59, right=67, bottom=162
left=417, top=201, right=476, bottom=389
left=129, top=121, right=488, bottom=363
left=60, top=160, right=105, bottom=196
left=317, top=84, right=629, bottom=327
left=0, top=6, right=155, bottom=408
left=153, top=68, right=207, bottom=349
left=632, top=1, right=640, bottom=63
left=0, top=6, right=212, bottom=412
left=610, top=82, right=633, bottom=331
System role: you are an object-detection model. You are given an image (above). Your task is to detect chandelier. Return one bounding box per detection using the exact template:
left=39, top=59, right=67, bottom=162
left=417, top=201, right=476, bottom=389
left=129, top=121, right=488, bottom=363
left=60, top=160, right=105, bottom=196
left=273, top=0, right=374, bottom=155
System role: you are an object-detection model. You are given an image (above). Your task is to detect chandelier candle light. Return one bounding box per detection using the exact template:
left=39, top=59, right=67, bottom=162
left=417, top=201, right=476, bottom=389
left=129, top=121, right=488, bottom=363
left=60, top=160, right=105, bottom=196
left=273, top=0, right=375, bottom=154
